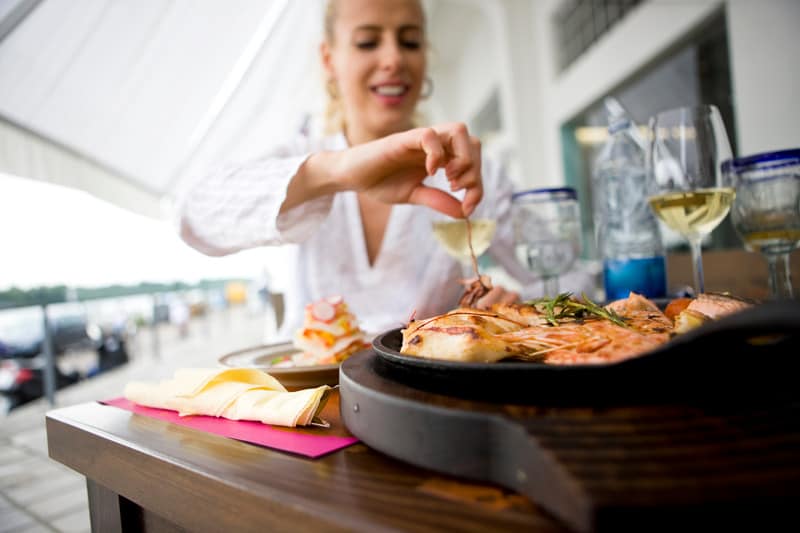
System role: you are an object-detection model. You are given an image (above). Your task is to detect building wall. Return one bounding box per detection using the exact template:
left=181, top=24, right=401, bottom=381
left=427, top=0, right=542, bottom=188
left=526, top=0, right=799, bottom=188
left=727, top=0, right=800, bottom=155
left=427, top=1, right=502, bottom=124
left=435, top=0, right=799, bottom=189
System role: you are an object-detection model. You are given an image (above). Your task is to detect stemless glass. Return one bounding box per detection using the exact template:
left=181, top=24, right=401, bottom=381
left=646, top=105, right=735, bottom=295
left=723, top=149, right=800, bottom=299
left=512, top=187, right=581, bottom=297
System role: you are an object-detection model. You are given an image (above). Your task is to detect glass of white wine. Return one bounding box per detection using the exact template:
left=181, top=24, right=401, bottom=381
left=646, top=105, right=735, bottom=295
left=511, top=187, right=581, bottom=297
left=432, top=218, right=496, bottom=266
left=723, top=149, right=800, bottom=299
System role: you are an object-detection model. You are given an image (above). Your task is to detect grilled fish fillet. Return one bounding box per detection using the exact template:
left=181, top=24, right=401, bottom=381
left=685, top=292, right=752, bottom=320
left=401, top=308, right=530, bottom=363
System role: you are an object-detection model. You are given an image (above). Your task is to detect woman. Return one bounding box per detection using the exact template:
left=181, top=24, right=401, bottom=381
left=179, top=0, right=552, bottom=337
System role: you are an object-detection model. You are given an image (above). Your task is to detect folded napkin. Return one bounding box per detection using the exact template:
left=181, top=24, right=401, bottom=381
left=124, top=368, right=331, bottom=427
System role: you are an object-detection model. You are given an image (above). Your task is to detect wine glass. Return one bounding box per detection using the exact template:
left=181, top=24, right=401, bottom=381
left=431, top=218, right=496, bottom=268
left=646, top=105, right=734, bottom=295
left=723, top=149, right=800, bottom=299
left=511, top=187, right=581, bottom=297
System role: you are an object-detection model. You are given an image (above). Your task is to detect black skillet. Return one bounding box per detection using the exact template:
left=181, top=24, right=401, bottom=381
left=371, top=300, right=800, bottom=405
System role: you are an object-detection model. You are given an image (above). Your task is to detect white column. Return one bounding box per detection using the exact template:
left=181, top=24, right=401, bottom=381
left=727, top=0, right=800, bottom=155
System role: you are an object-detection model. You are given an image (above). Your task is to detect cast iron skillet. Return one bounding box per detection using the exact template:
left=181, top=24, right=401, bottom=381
left=372, top=300, right=800, bottom=405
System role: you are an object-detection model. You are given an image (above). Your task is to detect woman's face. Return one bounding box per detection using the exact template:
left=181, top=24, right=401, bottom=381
left=323, top=0, right=426, bottom=141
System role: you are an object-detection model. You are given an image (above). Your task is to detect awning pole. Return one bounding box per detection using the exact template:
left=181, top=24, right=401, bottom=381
left=41, top=304, right=56, bottom=406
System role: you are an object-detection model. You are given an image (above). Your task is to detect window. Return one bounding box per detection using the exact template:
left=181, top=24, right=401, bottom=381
left=561, top=9, right=738, bottom=258
left=554, top=0, right=644, bottom=72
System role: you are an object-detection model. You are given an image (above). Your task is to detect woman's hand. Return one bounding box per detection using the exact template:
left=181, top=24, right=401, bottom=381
left=342, top=123, right=482, bottom=217
left=287, top=123, right=483, bottom=218
left=474, top=285, right=519, bottom=310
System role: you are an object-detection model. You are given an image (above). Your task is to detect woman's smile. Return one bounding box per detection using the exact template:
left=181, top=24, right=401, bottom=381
left=370, top=81, right=411, bottom=106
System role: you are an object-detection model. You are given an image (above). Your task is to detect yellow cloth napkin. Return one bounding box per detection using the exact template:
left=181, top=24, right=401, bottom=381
left=124, top=368, right=331, bottom=427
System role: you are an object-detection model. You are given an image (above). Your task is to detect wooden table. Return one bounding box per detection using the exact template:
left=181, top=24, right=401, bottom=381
left=46, top=397, right=568, bottom=533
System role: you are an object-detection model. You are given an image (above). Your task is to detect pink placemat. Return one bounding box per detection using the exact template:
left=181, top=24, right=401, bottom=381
left=100, top=397, right=358, bottom=459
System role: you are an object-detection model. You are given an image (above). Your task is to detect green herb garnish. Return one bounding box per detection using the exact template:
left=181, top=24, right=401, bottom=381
left=524, top=292, right=627, bottom=328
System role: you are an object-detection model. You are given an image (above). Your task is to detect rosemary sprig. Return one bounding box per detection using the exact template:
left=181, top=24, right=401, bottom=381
left=524, top=292, right=628, bottom=328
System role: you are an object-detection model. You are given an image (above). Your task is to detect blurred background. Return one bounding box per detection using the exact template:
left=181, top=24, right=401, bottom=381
left=0, top=0, right=798, bottom=414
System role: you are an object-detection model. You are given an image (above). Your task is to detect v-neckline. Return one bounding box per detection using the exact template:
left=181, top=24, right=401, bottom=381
left=345, top=192, right=398, bottom=277
left=331, top=132, right=402, bottom=277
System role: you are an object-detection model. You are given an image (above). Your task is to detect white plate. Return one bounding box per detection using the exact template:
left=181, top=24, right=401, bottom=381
left=217, top=343, right=340, bottom=389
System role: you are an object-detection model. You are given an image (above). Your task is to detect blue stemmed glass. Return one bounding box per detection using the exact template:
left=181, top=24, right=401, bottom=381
left=723, top=149, right=800, bottom=299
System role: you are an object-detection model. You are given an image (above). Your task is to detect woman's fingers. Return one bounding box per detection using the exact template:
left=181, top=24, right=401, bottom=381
left=440, top=123, right=473, bottom=179
left=410, top=123, right=481, bottom=181
left=415, top=125, right=483, bottom=217
left=417, top=127, right=445, bottom=176
left=499, top=289, right=520, bottom=304
left=407, top=185, right=464, bottom=218
left=462, top=190, right=481, bottom=216
left=436, top=126, right=482, bottom=216
left=352, top=125, right=483, bottom=217
left=476, top=286, right=520, bottom=309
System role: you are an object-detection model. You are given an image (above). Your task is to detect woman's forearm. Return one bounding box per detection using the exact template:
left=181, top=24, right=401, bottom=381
left=280, top=125, right=482, bottom=217
left=280, top=151, right=344, bottom=213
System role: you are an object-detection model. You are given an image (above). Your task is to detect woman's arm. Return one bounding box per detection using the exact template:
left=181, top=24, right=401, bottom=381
left=282, top=124, right=483, bottom=218
left=179, top=123, right=484, bottom=256
left=177, top=141, right=320, bottom=256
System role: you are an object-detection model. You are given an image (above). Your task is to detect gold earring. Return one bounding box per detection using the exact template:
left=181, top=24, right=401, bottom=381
left=420, top=77, right=433, bottom=99
left=326, top=79, right=339, bottom=99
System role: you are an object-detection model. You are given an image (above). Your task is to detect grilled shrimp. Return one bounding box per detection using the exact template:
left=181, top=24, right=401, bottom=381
left=400, top=292, right=748, bottom=365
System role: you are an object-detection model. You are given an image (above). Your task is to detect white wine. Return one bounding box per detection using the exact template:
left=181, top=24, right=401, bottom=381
left=648, top=187, right=735, bottom=239
left=432, top=219, right=496, bottom=262
left=743, top=229, right=800, bottom=254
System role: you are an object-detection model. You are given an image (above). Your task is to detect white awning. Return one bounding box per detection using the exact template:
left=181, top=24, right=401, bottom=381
left=0, top=0, right=504, bottom=219
left=0, top=0, right=325, bottom=217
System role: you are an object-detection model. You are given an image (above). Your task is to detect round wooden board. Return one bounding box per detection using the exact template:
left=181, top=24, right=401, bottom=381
left=340, top=350, right=800, bottom=533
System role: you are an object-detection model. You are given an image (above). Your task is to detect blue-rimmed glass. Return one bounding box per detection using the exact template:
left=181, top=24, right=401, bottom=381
left=723, top=149, right=800, bottom=299
left=511, top=187, right=581, bottom=297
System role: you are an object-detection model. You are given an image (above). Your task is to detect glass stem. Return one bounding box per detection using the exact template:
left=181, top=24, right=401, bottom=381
left=689, top=237, right=705, bottom=295
left=765, top=252, right=794, bottom=300
left=542, top=276, right=559, bottom=297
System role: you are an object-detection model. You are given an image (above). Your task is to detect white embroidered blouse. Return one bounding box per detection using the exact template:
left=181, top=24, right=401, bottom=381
left=178, top=133, right=590, bottom=338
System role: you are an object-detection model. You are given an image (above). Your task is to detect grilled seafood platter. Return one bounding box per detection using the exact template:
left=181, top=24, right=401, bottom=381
left=401, top=292, right=752, bottom=365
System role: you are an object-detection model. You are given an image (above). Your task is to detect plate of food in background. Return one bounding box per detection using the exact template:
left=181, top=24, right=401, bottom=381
left=218, top=296, right=371, bottom=389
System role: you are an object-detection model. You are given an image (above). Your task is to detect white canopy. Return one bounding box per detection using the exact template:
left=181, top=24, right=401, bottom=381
left=0, top=0, right=331, bottom=217
left=0, top=0, right=500, bottom=219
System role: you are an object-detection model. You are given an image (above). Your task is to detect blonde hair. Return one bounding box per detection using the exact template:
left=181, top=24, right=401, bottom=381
left=323, top=0, right=338, bottom=44
left=322, top=0, right=428, bottom=134
left=323, top=0, right=344, bottom=134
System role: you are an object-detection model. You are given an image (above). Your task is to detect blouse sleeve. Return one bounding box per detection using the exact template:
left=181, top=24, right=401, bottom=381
left=177, top=137, right=335, bottom=256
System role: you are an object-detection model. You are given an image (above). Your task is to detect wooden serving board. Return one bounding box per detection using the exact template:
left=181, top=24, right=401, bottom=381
left=340, top=350, right=800, bottom=533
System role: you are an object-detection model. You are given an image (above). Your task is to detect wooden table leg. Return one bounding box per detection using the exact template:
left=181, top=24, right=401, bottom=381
left=86, top=478, right=135, bottom=533
left=86, top=478, right=187, bottom=532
